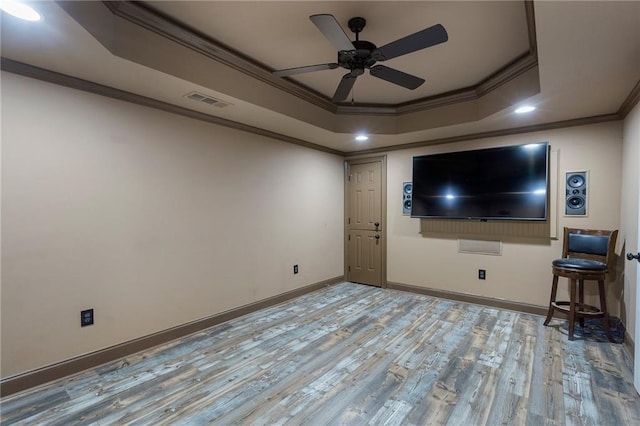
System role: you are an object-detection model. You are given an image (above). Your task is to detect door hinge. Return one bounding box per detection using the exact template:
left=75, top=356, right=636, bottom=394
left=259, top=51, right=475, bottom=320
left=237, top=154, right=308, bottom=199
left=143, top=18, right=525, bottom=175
left=348, top=218, right=351, bottom=224
left=348, top=234, right=351, bottom=241
left=348, top=174, right=351, bottom=181
left=348, top=266, right=351, bottom=272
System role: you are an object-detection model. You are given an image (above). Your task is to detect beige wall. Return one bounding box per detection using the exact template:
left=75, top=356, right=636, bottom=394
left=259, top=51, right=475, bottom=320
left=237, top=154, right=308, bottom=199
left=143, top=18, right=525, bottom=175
left=0, top=72, right=344, bottom=378
left=621, top=102, right=640, bottom=339
left=387, top=122, right=623, bottom=311
left=1, top=69, right=634, bottom=381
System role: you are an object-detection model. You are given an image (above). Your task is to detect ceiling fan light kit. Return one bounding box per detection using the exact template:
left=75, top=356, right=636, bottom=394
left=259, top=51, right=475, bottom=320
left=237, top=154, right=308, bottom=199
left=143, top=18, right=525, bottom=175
left=273, top=14, right=448, bottom=103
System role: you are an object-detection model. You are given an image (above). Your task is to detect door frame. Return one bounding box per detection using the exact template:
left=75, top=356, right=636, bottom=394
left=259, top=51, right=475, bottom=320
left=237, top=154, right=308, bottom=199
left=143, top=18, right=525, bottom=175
left=344, top=155, right=388, bottom=288
left=635, top=193, right=640, bottom=392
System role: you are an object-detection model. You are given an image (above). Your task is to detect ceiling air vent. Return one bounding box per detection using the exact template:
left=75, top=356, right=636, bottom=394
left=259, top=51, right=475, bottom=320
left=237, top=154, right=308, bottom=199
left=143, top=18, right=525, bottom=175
left=184, top=91, right=231, bottom=108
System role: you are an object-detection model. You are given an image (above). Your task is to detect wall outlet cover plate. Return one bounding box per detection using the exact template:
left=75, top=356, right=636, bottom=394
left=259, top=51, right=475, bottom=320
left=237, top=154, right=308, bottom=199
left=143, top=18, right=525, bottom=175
left=81, top=309, right=94, bottom=327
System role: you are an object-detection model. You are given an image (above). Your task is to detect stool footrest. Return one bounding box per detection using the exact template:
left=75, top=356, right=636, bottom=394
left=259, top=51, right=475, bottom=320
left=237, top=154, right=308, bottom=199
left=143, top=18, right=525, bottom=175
left=551, top=301, right=604, bottom=318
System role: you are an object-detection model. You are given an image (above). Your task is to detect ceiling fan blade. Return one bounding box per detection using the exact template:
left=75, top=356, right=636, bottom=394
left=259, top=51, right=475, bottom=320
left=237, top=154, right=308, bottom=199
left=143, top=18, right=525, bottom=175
left=369, top=65, right=425, bottom=90
left=273, top=63, right=339, bottom=77
left=332, top=73, right=357, bottom=102
left=375, top=24, right=448, bottom=61
left=310, top=14, right=354, bottom=52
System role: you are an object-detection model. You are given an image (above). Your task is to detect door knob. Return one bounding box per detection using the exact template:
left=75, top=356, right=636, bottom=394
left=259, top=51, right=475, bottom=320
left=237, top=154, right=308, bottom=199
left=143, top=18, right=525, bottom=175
left=374, top=222, right=380, bottom=227
left=375, top=234, right=381, bottom=240
left=627, top=252, right=640, bottom=261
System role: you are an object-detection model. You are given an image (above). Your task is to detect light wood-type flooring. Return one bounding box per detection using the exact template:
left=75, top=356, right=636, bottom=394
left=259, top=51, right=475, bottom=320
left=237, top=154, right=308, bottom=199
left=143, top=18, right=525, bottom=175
left=2, top=282, right=639, bottom=425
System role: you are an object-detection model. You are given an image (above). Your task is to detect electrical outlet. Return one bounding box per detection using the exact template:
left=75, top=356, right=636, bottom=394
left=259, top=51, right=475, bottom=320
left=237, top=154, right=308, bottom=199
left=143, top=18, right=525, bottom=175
left=478, top=269, right=486, bottom=280
left=293, top=264, right=299, bottom=274
left=81, top=309, right=94, bottom=327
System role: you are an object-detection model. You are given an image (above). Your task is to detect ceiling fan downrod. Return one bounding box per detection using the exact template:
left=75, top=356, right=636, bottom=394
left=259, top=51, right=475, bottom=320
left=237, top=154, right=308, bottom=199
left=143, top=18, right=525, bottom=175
left=348, top=17, right=366, bottom=41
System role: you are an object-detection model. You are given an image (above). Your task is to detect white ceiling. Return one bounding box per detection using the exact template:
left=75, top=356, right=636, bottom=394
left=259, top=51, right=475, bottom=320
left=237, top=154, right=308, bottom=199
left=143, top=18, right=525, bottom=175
left=1, top=1, right=639, bottom=154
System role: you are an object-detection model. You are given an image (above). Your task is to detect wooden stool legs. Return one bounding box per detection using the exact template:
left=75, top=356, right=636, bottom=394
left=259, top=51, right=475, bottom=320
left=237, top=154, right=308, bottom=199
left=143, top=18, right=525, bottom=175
left=598, top=280, right=615, bottom=342
left=568, top=279, right=577, bottom=340
left=543, top=275, right=619, bottom=343
left=543, top=275, right=558, bottom=327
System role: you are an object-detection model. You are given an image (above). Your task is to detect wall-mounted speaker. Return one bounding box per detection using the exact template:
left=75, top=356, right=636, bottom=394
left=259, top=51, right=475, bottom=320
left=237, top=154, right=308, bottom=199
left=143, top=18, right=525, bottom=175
left=565, top=171, right=587, bottom=216
left=402, top=182, right=412, bottom=216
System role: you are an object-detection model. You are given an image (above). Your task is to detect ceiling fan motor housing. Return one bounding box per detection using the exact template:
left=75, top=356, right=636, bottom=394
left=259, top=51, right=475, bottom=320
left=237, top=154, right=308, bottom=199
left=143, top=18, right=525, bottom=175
left=338, top=40, right=378, bottom=74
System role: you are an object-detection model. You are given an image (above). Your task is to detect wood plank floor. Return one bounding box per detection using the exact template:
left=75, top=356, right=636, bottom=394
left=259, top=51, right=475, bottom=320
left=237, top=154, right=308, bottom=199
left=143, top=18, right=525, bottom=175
left=2, top=282, right=639, bottom=425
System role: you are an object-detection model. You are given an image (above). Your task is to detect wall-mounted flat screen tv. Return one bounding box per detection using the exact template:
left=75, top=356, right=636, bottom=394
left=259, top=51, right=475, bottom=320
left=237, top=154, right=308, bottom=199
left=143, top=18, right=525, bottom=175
left=411, top=142, right=549, bottom=220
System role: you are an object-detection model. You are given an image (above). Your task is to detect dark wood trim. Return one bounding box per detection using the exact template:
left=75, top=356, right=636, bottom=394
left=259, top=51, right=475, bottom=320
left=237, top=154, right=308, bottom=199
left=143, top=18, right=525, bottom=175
left=9, top=2, right=626, bottom=159
left=345, top=113, right=621, bottom=157
left=0, top=57, right=344, bottom=157
left=335, top=104, right=400, bottom=116
left=476, top=53, right=538, bottom=98
left=342, top=0, right=538, bottom=115
left=396, top=87, right=480, bottom=115
left=335, top=56, right=537, bottom=116
left=101, top=0, right=335, bottom=113
left=100, top=0, right=538, bottom=116
left=618, top=79, right=640, bottom=118
left=524, top=0, right=538, bottom=55
left=326, top=51, right=537, bottom=116
left=388, top=281, right=632, bottom=346
left=405, top=0, right=538, bottom=112
left=3, top=57, right=624, bottom=160
left=355, top=54, right=537, bottom=115
left=387, top=281, right=551, bottom=317
left=0, top=276, right=344, bottom=397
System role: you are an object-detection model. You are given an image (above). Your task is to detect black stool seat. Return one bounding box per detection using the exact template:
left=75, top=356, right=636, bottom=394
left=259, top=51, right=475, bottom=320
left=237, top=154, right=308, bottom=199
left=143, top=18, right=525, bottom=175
left=552, top=258, right=606, bottom=270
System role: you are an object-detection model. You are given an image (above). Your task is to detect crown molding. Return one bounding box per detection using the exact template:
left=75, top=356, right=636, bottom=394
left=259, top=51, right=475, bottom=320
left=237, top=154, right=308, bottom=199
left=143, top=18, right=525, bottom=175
left=337, top=50, right=537, bottom=117
left=618, top=79, right=640, bottom=118
left=102, top=1, right=336, bottom=113
left=100, top=0, right=539, bottom=117
left=345, top=113, right=621, bottom=157
left=0, top=57, right=345, bottom=157
left=3, top=57, right=621, bottom=160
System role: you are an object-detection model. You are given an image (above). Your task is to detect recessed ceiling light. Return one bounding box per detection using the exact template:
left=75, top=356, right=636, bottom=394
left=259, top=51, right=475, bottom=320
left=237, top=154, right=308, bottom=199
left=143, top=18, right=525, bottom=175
left=515, top=105, right=536, bottom=114
left=0, top=0, right=41, bottom=21
left=355, top=134, right=369, bottom=142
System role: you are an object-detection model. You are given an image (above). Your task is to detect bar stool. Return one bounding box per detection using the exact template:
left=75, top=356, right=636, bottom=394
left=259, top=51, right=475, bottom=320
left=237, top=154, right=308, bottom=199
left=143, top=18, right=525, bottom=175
left=543, top=227, right=619, bottom=342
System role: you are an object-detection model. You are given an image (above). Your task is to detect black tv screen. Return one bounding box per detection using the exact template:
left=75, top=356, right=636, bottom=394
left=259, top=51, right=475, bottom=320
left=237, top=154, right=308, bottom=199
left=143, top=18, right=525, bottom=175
left=411, top=142, right=549, bottom=220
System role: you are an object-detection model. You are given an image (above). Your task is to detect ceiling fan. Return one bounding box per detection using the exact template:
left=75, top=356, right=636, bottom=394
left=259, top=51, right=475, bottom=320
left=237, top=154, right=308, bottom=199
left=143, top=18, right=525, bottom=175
left=273, top=14, right=448, bottom=103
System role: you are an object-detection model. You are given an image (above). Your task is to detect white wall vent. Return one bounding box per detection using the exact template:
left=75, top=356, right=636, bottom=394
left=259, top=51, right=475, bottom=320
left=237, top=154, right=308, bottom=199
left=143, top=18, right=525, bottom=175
left=184, top=91, right=232, bottom=108
left=458, top=239, right=502, bottom=256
